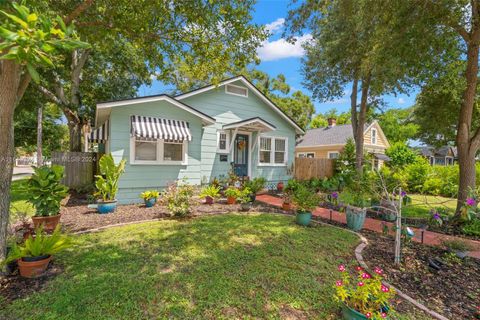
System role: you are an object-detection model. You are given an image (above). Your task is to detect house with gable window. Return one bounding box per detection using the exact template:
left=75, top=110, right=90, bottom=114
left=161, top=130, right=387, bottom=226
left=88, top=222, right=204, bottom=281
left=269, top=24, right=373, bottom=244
left=295, top=118, right=390, bottom=170
left=89, top=75, right=304, bottom=203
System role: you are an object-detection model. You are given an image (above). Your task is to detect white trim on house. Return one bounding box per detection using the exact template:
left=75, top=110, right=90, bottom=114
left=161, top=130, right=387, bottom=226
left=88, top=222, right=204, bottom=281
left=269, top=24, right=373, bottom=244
left=175, top=76, right=305, bottom=134
left=129, top=136, right=188, bottom=166
left=297, top=152, right=315, bottom=158
left=95, top=95, right=215, bottom=127
left=229, top=130, right=252, bottom=177
left=223, top=117, right=276, bottom=132
left=225, top=83, right=248, bottom=97
left=257, top=135, right=288, bottom=167
left=364, top=121, right=390, bottom=148
left=327, top=151, right=340, bottom=159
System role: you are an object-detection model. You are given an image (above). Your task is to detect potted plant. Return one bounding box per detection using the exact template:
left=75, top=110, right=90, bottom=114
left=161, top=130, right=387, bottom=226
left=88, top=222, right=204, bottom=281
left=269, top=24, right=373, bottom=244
left=244, top=177, right=266, bottom=201
left=238, top=187, right=253, bottom=211
left=27, top=165, right=69, bottom=231
left=292, top=185, right=319, bottom=226
left=199, top=185, right=220, bottom=204
left=94, top=154, right=126, bottom=213
left=334, top=264, right=395, bottom=320
left=341, top=190, right=370, bottom=231
left=3, top=225, right=71, bottom=278
left=282, top=190, right=293, bottom=210
left=225, top=187, right=239, bottom=205
left=441, top=239, right=473, bottom=259
left=140, top=190, right=159, bottom=208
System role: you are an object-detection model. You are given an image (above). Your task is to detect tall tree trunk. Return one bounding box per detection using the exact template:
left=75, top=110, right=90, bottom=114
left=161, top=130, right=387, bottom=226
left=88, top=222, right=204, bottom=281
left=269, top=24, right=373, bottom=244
left=68, top=121, right=83, bottom=152
left=351, top=75, right=371, bottom=174
left=37, top=105, right=43, bottom=166
left=456, top=42, right=480, bottom=211
left=0, top=60, right=22, bottom=261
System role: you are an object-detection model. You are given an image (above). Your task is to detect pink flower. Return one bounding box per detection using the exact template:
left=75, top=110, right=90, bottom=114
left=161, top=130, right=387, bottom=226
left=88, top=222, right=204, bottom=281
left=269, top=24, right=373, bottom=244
left=381, top=284, right=390, bottom=292
left=355, top=266, right=363, bottom=271
left=336, top=280, right=343, bottom=287
left=365, top=312, right=372, bottom=318
left=374, top=267, right=383, bottom=275
left=338, top=264, right=346, bottom=272
left=466, top=197, right=476, bottom=206
left=358, top=281, right=364, bottom=287
left=361, top=273, right=371, bottom=279
left=381, top=312, right=387, bottom=318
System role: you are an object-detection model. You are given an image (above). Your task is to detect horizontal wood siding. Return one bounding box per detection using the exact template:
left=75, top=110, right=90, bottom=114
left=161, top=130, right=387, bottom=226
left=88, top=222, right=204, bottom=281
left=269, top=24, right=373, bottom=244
left=181, top=80, right=296, bottom=186
left=109, top=100, right=203, bottom=204
left=296, top=145, right=344, bottom=159
left=294, top=157, right=335, bottom=180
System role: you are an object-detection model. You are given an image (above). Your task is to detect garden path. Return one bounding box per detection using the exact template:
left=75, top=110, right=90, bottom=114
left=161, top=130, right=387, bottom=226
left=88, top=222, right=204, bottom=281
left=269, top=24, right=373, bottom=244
left=257, top=194, right=480, bottom=259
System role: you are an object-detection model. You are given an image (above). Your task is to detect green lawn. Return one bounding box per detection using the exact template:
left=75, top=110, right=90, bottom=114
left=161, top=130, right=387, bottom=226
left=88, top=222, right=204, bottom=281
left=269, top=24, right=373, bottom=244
left=9, top=179, right=34, bottom=222
left=402, top=194, right=457, bottom=218
left=1, top=214, right=429, bottom=319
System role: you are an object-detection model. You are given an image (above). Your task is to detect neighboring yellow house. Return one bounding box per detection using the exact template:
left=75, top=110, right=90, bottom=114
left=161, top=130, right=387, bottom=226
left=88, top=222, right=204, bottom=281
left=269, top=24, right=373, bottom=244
left=295, top=118, right=391, bottom=169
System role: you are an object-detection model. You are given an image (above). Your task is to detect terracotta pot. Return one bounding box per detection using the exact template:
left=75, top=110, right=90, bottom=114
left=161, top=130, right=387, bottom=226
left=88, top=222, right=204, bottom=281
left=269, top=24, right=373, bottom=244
left=205, top=196, right=214, bottom=205
left=282, top=202, right=292, bottom=210
left=32, top=214, right=61, bottom=232
left=277, top=182, right=284, bottom=192
left=227, top=196, right=236, bottom=204
left=17, top=255, right=51, bottom=278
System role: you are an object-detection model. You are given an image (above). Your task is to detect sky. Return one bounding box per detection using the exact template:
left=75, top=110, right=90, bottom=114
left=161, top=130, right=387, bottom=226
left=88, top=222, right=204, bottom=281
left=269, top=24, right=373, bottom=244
left=139, top=0, right=418, bottom=115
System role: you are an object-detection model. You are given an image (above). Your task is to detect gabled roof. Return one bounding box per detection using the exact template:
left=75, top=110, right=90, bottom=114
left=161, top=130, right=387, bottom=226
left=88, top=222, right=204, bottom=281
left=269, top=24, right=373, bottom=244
left=296, top=120, right=389, bottom=148
left=418, top=145, right=457, bottom=158
left=175, top=75, right=305, bottom=134
left=95, top=94, right=215, bottom=127
left=223, top=117, right=276, bottom=132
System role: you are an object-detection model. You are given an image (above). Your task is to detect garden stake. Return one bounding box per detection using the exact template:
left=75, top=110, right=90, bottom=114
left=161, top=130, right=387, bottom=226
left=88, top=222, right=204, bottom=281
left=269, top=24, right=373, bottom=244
left=394, top=188, right=403, bottom=265
left=329, top=209, right=332, bottom=221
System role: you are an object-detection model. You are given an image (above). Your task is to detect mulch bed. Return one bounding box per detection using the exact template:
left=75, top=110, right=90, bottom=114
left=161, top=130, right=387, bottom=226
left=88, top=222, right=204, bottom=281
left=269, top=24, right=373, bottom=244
left=362, top=230, right=480, bottom=319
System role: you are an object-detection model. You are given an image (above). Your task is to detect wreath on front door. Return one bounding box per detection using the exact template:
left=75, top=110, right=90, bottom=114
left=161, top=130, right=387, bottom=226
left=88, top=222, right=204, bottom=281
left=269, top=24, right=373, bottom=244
left=237, top=140, right=246, bottom=150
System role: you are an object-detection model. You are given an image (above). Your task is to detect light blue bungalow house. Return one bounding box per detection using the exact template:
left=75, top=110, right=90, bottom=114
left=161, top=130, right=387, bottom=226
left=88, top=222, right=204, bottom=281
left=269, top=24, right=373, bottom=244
left=90, top=76, right=304, bottom=203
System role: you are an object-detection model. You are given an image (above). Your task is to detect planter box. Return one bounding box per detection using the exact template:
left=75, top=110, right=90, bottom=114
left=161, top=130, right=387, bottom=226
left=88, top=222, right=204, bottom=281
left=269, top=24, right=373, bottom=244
left=346, top=206, right=366, bottom=231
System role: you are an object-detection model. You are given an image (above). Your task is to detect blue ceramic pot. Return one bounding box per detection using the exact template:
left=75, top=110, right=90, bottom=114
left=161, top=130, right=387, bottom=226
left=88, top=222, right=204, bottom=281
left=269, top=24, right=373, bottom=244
left=144, top=198, right=156, bottom=208
left=97, top=200, right=117, bottom=214
left=295, top=211, right=312, bottom=226
left=346, top=206, right=366, bottom=231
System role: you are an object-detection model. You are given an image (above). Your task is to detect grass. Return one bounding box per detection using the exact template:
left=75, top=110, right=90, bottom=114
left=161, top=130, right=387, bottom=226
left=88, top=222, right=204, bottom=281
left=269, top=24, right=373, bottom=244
left=0, top=214, right=428, bottom=319
left=402, top=194, right=457, bottom=218
left=9, top=179, right=34, bottom=221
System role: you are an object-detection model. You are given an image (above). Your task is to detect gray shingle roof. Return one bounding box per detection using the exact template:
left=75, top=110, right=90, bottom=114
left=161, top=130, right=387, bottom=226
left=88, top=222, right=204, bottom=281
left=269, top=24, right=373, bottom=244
left=296, top=124, right=354, bottom=147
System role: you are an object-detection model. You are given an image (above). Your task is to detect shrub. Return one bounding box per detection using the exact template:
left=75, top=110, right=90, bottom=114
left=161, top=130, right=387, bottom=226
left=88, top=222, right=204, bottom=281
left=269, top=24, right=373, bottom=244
left=385, top=142, right=418, bottom=168
left=422, top=177, right=443, bottom=196
left=462, top=219, right=480, bottom=237
left=162, top=180, right=194, bottom=217
left=334, top=264, right=395, bottom=319
left=292, top=184, right=319, bottom=212
left=224, top=187, right=240, bottom=198
left=441, top=239, right=473, bottom=252
left=27, top=165, right=69, bottom=217
left=404, top=157, right=431, bottom=192
left=237, top=187, right=252, bottom=204
left=94, top=154, right=126, bottom=201
left=243, top=177, right=266, bottom=194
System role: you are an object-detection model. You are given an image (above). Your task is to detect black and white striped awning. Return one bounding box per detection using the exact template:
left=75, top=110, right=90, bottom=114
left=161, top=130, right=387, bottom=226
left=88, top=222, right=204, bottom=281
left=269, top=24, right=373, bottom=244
left=89, top=121, right=109, bottom=143
left=130, top=115, right=192, bottom=141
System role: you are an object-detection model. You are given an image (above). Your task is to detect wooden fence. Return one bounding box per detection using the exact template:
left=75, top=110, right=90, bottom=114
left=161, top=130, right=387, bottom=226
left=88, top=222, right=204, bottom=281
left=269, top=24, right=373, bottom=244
left=294, top=157, right=335, bottom=180
left=51, top=151, right=100, bottom=188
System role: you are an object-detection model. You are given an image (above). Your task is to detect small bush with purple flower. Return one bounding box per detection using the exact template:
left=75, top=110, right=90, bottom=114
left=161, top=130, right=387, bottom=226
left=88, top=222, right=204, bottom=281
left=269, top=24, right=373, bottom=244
left=334, top=264, right=395, bottom=319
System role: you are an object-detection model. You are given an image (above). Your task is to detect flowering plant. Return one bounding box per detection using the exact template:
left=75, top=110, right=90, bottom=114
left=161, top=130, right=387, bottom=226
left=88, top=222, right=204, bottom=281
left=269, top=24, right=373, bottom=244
left=334, top=264, right=395, bottom=319
left=460, top=188, right=480, bottom=221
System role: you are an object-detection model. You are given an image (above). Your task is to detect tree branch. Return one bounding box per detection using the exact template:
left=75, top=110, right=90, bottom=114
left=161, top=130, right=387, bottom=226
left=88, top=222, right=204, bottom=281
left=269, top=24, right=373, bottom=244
left=15, top=72, right=31, bottom=106
left=64, top=0, right=94, bottom=25
left=71, top=49, right=90, bottom=106
left=37, top=84, right=62, bottom=105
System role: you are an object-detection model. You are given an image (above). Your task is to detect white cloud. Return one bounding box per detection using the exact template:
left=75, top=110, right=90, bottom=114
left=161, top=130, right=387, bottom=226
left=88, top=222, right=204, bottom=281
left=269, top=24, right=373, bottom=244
left=398, top=98, right=405, bottom=104
left=265, top=18, right=285, bottom=34
left=257, top=34, right=312, bottom=61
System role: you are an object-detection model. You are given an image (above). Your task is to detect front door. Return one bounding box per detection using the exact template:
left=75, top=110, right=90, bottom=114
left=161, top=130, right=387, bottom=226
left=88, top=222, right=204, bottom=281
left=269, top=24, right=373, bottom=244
left=233, top=134, right=248, bottom=177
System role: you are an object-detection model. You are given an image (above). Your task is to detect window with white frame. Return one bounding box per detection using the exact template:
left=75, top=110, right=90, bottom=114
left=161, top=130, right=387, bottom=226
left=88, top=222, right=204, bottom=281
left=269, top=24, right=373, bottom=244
left=131, top=137, right=187, bottom=165
left=259, top=136, right=288, bottom=165
left=217, top=130, right=229, bottom=153
left=298, top=152, right=315, bottom=158
left=371, top=128, right=377, bottom=145
left=225, top=84, right=248, bottom=97
left=328, top=152, right=339, bottom=159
